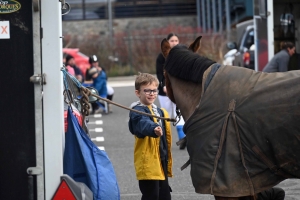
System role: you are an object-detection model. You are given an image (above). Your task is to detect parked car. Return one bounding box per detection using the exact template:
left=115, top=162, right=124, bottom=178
left=225, top=20, right=255, bottom=70
left=243, top=44, right=255, bottom=69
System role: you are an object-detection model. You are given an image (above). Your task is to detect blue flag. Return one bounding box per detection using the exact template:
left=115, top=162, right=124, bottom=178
left=64, top=107, right=120, bottom=200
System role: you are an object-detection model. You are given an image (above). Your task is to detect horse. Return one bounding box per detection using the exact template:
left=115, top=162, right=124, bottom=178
left=161, top=36, right=300, bottom=199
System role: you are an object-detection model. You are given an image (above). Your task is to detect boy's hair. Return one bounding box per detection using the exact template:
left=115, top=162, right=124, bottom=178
left=135, top=73, right=159, bottom=90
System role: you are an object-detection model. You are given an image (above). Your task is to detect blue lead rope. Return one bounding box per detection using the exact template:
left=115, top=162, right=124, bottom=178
left=61, top=67, right=83, bottom=89
left=61, top=67, right=85, bottom=104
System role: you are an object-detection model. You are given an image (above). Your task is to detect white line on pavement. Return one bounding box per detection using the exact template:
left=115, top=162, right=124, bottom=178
left=88, top=120, right=103, bottom=125
left=89, top=128, right=103, bottom=132
left=92, top=137, right=104, bottom=142
left=108, top=81, right=134, bottom=87
left=98, top=146, right=105, bottom=150
left=93, top=114, right=102, bottom=118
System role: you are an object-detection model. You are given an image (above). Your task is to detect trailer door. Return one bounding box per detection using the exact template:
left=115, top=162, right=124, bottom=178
left=0, top=1, right=64, bottom=199
left=0, top=1, right=38, bottom=199
left=253, top=0, right=274, bottom=71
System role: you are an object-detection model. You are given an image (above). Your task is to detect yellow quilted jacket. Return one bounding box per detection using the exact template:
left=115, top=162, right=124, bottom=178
left=134, top=106, right=173, bottom=180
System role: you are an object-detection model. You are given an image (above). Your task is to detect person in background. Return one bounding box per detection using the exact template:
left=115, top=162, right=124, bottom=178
left=88, top=59, right=108, bottom=114
left=262, top=41, right=295, bottom=72
left=128, top=73, right=173, bottom=200
left=106, top=84, right=114, bottom=113
left=85, top=55, right=98, bottom=83
left=65, top=54, right=85, bottom=82
left=156, top=33, right=186, bottom=150
left=63, top=53, right=75, bottom=76
left=86, top=55, right=114, bottom=113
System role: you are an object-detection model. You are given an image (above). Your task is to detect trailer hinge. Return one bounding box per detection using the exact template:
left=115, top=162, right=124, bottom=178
left=32, top=0, right=39, bottom=12
left=59, top=0, right=71, bottom=15
left=59, top=0, right=67, bottom=9
left=40, top=27, right=43, bottom=39
left=30, top=73, right=46, bottom=85
left=27, top=167, right=43, bottom=175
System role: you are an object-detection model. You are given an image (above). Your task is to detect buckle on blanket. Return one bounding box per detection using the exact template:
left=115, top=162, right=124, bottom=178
left=173, top=107, right=182, bottom=126
left=173, top=115, right=181, bottom=126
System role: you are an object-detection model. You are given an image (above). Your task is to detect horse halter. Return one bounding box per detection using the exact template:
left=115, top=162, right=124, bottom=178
left=173, top=106, right=182, bottom=126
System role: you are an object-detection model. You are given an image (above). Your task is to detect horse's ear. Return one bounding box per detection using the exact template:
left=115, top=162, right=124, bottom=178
left=188, top=36, right=202, bottom=52
left=161, top=38, right=171, bottom=58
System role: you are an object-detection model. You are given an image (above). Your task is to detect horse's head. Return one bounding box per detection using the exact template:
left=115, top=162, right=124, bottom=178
left=161, top=36, right=203, bottom=104
left=161, top=35, right=202, bottom=59
left=160, top=36, right=215, bottom=121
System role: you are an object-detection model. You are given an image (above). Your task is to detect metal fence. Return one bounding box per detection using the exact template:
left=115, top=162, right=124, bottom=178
left=62, top=0, right=196, bottom=20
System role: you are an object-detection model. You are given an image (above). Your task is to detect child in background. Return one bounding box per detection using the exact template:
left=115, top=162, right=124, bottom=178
left=128, top=73, right=173, bottom=200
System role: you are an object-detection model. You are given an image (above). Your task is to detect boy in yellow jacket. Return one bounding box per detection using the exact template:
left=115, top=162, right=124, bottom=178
left=128, top=73, right=173, bottom=200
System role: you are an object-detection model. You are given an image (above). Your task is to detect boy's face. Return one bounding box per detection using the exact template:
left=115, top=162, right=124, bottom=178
left=135, top=82, right=158, bottom=106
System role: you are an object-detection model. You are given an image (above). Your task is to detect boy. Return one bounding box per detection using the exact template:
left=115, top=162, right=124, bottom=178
left=128, top=73, right=173, bottom=200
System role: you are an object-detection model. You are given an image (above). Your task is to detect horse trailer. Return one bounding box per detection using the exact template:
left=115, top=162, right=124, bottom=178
left=253, top=0, right=300, bottom=71
left=0, top=1, right=92, bottom=199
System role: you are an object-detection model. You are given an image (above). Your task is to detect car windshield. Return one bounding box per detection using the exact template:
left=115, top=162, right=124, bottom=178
left=239, top=28, right=254, bottom=51
left=244, top=30, right=254, bottom=49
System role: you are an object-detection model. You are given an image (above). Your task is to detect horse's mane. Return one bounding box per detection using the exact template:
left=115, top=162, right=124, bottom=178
left=164, top=44, right=216, bottom=84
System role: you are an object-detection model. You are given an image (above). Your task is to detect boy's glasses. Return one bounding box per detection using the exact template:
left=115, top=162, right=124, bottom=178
left=143, top=89, right=158, bottom=95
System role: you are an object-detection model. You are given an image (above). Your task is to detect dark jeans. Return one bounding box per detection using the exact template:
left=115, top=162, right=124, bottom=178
left=257, top=187, right=285, bottom=200
left=138, top=160, right=171, bottom=200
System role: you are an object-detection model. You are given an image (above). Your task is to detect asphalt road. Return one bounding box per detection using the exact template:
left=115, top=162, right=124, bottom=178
left=85, top=76, right=300, bottom=200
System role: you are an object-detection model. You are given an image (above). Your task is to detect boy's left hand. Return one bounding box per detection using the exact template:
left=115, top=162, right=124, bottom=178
left=154, top=126, right=163, bottom=137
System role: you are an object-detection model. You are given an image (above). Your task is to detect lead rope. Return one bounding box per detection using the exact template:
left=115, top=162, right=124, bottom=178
left=62, top=67, right=90, bottom=126
left=81, top=87, right=176, bottom=122
left=80, top=87, right=91, bottom=116
left=61, top=68, right=176, bottom=122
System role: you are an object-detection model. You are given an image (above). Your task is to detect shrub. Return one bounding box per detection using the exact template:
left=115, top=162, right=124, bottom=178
left=63, top=25, right=227, bottom=77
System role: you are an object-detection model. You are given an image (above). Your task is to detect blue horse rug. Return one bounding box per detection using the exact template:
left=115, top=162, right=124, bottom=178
left=64, top=107, right=120, bottom=200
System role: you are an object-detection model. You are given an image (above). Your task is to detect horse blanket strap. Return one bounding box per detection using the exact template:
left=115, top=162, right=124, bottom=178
left=184, top=65, right=300, bottom=197
left=203, top=63, right=221, bottom=92
left=176, top=137, right=190, bottom=170
left=210, top=99, right=255, bottom=195
left=176, top=136, right=187, bottom=146
left=252, top=145, right=294, bottom=179
left=180, top=159, right=191, bottom=171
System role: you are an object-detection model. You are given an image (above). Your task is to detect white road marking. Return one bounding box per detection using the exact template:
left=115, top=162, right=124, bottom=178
left=95, top=128, right=103, bottom=132
left=93, top=114, right=102, bottom=118
left=89, top=127, right=103, bottom=132
left=88, top=120, right=103, bottom=125
left=108, top=81, right=134, bottom=87
left=92, top=137, right=104, bottom=142
left=89, top=112, right=105, bottom=151
left=98, top=146, right=105, bottom=150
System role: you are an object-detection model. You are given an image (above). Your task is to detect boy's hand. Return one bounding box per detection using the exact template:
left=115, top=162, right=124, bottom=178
left=154, top=126, right=163, bottom=137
